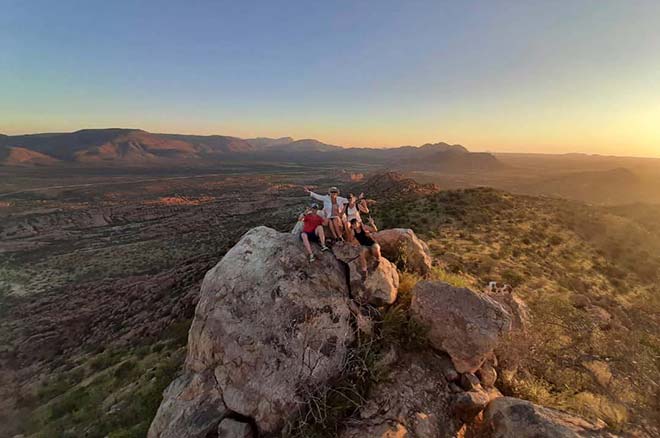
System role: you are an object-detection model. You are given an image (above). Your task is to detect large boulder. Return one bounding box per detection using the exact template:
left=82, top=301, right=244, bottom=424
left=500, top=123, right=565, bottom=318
left=372, top=228, right=433, bottom=275
left=411, top=281, right=512, bottom=373
left=340, top=350, right=462, bottom=438
left=348, top=256, right=399, bottom=306
left=332, top=241, right=399, bottom=306
left=149, top=227, right=355, bottom=436
left=478, top=397, right=618, bottom=437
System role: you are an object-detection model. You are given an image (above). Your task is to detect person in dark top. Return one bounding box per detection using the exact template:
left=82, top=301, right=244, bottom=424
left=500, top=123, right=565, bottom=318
left=350, top=217, right=381, bottom=278
left=298, top=203, right=329, bottom=262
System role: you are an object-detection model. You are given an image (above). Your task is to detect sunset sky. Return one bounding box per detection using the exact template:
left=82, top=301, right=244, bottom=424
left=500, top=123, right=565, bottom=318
left=1, top=0, right=659, bottom=157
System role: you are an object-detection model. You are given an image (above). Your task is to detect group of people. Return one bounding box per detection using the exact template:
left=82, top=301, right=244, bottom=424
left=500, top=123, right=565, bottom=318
left=297, top=186, right=381, bottom=278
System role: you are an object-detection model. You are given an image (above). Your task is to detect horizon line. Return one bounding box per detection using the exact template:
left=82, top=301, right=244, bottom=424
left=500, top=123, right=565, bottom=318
left=2, top=126, right=660, bottom=160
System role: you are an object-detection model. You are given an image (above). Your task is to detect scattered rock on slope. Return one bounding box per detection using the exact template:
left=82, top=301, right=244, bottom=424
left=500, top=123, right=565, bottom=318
left=149, top=227, right=355, bottom=436
left=373, top=228, right=433, bottom=275
left=484, top=287, right=530, bottom=331
left=340, top=350, right=461, bottom=438
left=411, top=281, right=512, bottom=373
left=476, top=397, right=618, bottom=437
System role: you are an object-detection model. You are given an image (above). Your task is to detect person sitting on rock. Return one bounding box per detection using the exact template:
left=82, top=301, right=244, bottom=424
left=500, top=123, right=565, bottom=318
left=305, top=186, right=348, bottom=242
left=342, top=192, right=370, bottom=242
left=298, top=203, right=329, bottom=262
left=350, top=217, right=381, bottom=279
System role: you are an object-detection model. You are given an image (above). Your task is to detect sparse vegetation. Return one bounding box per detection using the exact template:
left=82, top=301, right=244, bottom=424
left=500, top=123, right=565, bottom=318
left=373, top=187, right=660, bottom=434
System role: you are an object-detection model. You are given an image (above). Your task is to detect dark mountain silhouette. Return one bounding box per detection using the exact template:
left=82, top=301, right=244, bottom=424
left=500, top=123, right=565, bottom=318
left=245, top=137, right=294, bottom=149
left=0, top=129, right=502, bottom=172
left=399, top=148, right=504, bottom=172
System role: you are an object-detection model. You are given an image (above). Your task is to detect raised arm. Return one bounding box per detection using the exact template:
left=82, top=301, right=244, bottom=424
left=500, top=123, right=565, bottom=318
left=357, top=198, right=370, bottom=214
left=308, top=191, right=326, bottom=201
left=366, top=217, right=379, bottom=233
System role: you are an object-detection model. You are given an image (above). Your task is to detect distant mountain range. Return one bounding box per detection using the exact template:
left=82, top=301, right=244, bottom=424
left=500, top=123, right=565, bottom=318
left=0, top=128, right=502, bottom=172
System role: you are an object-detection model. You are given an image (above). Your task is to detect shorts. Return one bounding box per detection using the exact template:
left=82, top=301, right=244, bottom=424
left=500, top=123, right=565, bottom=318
left=301, top=231, right=319, bottom=242
left=359, top=241, right=379, bottom=249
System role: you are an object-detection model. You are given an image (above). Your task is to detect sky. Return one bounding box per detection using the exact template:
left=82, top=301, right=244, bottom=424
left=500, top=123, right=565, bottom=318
left=1, top=0, right=659, bottom=157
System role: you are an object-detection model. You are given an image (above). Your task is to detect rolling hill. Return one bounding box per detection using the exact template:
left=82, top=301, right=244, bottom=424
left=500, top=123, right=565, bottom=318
left=0, top=129, right=503, bottom=172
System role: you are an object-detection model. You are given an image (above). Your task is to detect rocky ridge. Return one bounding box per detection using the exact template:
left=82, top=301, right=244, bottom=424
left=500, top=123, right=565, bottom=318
left=149, top=226, right=618, bottom=437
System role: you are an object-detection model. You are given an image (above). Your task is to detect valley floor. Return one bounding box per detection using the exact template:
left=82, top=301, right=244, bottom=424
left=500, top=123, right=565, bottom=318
left=0, top=168, right=658, bottom=437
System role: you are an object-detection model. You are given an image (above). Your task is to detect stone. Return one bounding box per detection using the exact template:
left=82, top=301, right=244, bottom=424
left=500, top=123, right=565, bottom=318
left=410, top=281, right=512, bottom=373
left=438, top=353, right=460, bottom=382
left=460, top=372, right=482, bottom=391
left=477, top=362, right=498, bottom=388
left=331, top=240, right=362, bottom=264
left=451, top=389, right=490, bottom=422
left=449, top=382, right=464, bottom=393
left=340, top=350, right=462, bottom=438
left=148, top=371, right=227, bottom=438
left=372, top=228, right=433, bottom=275
left=348, top=256, right=399, bottom=306
left=149, top=227, right=354, bottom=436
left=479, top=397, right=619, bottom=437
left=485, top=290, right=530, bottom=331
left=217, top=418, right=254, bottom=438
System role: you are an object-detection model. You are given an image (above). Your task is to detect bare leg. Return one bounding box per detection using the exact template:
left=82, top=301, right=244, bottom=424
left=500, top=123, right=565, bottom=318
left=315, top=225, right=326, bottom=247
left=370, top=243, right=381, bottom=269
left=325, top=218, right=337, bottom=239
left=332, top=218, right=344, bottom=241
left=329, top=218, right=340, bottom=240
left=359, top=247, right=368, bottom=273
left=371, top=243, right=381, bottom=259
left=343, top=220, right=352, bottom=242
left=301, top=233, right=312, bottom=256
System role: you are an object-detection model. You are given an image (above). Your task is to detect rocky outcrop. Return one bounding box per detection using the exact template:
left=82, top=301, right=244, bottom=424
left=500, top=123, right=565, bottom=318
left=373, top=228, right=433, bottom=275
left=149, top=371, right=227, bottom=438
left=340, top=350, right=461, bottom=438
left=411, top=281, right=512, bottom=373
left=348, top=256, right=399, bottom=306
left=149, top=226, right=613, bottom=438
left=477, top=397, right=618, bottom=437
left=332, top=241, right=399, bottom=306
left=149, top=227, right=355, bottom=436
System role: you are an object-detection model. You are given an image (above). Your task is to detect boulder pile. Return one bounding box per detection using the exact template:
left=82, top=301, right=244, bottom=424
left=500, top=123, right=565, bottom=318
left=149, top=226, right=618, bottom=438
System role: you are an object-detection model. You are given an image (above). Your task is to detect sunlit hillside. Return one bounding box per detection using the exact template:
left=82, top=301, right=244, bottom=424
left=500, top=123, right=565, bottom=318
left=373, top=187, right=659, bottom=434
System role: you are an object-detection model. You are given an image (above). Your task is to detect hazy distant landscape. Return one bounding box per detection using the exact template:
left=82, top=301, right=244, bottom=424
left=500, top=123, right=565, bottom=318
left=3, top=128, right=660, bottom=206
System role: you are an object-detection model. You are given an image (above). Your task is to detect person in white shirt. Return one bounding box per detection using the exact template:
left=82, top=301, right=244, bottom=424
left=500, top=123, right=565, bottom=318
left=304, top=186, right=348, bottom=241
left=342, top=192, right=370, bottom=242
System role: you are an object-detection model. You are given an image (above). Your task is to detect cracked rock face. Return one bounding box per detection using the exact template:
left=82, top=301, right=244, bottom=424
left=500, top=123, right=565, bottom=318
left=411, top=281, right=512, bottom=373
left=148, top=227, right=354, bottom=436
left=332, top=241, right=399, bottom=306
left=373, top=228, right=433, bottom=275
left=340, top=350, right=461, bottom=438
